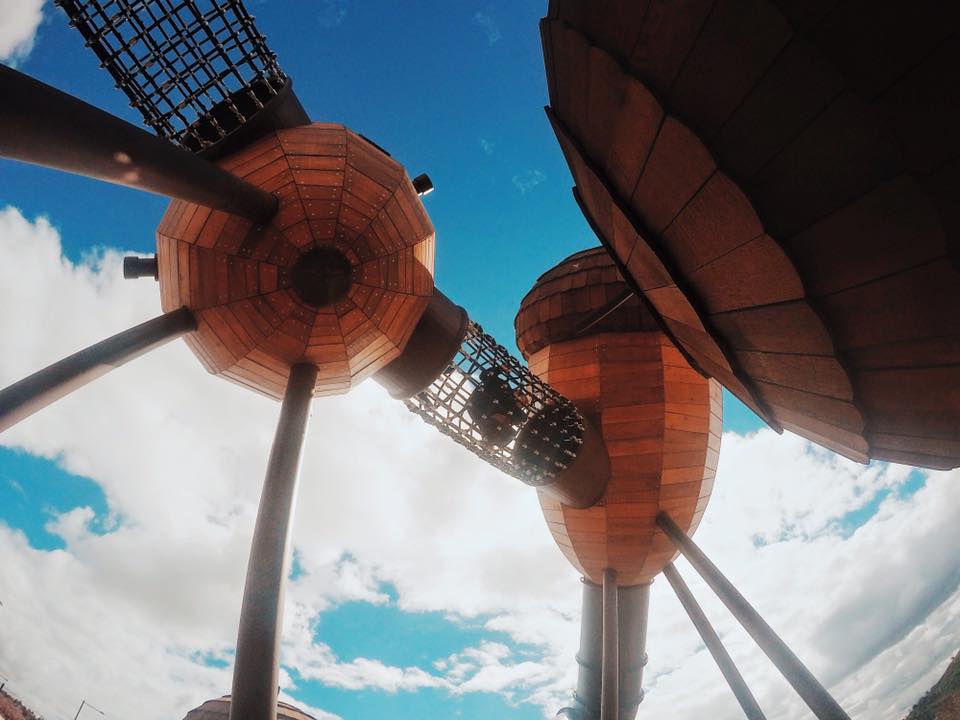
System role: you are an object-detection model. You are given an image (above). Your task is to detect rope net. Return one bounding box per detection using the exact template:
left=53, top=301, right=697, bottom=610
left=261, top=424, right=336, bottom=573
left=405, top=322, right=585, bottom=486
left=57, top=0, right=286, bottom=151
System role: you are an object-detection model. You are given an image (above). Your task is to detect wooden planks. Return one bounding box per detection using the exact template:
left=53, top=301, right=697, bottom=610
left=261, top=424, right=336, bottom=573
left=515, top=247, right=660, bottom=357
left=156, top=123, right=435, bottom=400
left=517, top=249, right=720, bottom=584
left=531, top=332, right=721, bottom=585
left=541, top=4, right=960, bottom=469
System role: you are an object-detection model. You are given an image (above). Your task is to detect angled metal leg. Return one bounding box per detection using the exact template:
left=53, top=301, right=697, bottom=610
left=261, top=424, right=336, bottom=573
left=0, top=66, right=277, bottom=224
left=657, top=513, right=850, bottom=720
left=0, top=307, right=195, bottom=433
left=663, top=563, right=767, bottom=720
left=230, top=363, right=317, bottom=720
left=601, top=568, right=619, bottom=720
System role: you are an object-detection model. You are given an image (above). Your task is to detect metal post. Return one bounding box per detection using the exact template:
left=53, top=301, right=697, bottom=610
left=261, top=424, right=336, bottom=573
left=663, top=563, right=767, bottom=720
left=0, top=65, right=277, bottom=224
left=617, top=583, right=650, bottom=720
left=564, top=579, right=649, bottom=720
left=657, top=513, right=850, bottom=720
left=572, top=580, right=603, bottom=716
left=230, top=364, right=318, bottom=720
left=601, top=568, right=619, bottom=720
left=0, top=308, right=196, bottom=434
left=73, top=700, right=103, bottom=720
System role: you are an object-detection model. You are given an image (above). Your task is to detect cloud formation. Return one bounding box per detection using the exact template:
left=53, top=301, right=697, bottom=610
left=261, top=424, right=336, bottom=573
left=472, top=8, right=502, bottom=46
left=0, top=0, right=45, bottom=63
left=316, top=0, right=347, bottom=28
left=512, top=169, right=546, bottom=195
left=0, top=205, right=957, bottom=720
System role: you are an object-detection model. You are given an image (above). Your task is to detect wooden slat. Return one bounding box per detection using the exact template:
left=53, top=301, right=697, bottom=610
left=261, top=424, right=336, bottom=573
left=155, top=123, right=435, bottom=400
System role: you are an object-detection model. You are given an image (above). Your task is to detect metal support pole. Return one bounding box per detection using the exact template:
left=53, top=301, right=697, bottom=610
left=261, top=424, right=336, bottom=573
left=230, top=363, right=318, bottom=720
left=572, top=580, right=603, bottom=716
left=565, top=579, right=649, bottom=720
left=73, top=700, right=103, bottom=720
left=657, top=513, right=850, bottom=720
left=0, top=308, right=196, bottom=434
left=617, top=583, right=650, bottom=720
left=0, top=65, right=278, bottom=224
left=601, top=568, right=619, bottom=720
left=663, top=563, right=767, bottom=720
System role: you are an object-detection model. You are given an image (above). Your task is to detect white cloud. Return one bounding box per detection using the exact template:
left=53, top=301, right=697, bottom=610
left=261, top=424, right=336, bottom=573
left=472, top=8, right=502, bottom=46
left=316, top=0, right=347, bottom=28
left=512, top=169, right=546, bottom=195
left=479, top=137, right=496, bottom=156
left=0, top=0, right=45, bottom=63
left=0, top=205, right=957, bottom=720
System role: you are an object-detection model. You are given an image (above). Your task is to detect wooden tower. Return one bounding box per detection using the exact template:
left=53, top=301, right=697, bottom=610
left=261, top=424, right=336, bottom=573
left=516, top=248, right=721, bottom=585
left=157, top=123, right=436, bottom=398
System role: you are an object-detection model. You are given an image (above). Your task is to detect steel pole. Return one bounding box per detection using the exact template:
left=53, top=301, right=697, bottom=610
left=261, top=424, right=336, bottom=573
left=657, top=513, right=850, bottom=720
left=663, top=563, right=767, bottom=720
left=572, top=580, right=603, bottom=716
left=617, top=583, right=650, bottom=720
left=0, top=65, right=277, bottom=224
left=230, top=364, right=318, bottom=720
left=600, top=568, right=619, bottom=720
left=0, top=308, right=196, bottom=434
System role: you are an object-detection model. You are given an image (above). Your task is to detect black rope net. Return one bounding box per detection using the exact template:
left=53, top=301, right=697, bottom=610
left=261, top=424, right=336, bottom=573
left=57, top=0, right=286, bottom=151
left=405, top=322, right=586, bottom=486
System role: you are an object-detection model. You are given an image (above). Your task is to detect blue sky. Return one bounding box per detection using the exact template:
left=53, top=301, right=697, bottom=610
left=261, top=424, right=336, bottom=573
left=0, top=3, right=955, bottom=720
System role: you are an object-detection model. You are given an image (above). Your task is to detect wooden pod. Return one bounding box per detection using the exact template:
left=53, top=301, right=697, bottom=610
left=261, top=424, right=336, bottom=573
left=156, top=123, right=435, bottom=399
left=517, top=249, right=722, bottom=584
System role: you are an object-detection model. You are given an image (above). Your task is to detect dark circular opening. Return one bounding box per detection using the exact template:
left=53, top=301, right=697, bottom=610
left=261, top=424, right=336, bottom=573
left=290, top=247, right=353, bottom=308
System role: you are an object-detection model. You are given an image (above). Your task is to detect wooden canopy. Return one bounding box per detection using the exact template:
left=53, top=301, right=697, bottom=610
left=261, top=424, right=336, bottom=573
left=541, top=0, right=960, bottom=469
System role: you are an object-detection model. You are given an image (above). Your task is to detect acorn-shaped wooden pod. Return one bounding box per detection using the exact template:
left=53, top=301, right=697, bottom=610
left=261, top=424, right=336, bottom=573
left=516, top=248, right=722, bottom=584
left=156, top=123, right=436, bottom=399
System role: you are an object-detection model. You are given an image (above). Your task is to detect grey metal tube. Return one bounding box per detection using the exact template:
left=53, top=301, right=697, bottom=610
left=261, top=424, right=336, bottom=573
left=0, top=65, right=278, bottom=224
left=617, top=584, right=649, bottom=720
left=567, top=580, right=649, bottom=720
left=574, top=580, right=604, bottom=715
left=601, top=568, right=619, bottom=720
left=663, top=563, right=766, bottom=720
left=230, top=363, right=317, bottom=720
left=0, top=307, right=195, bottom=434
left=657, top=513, right=850, bottom=720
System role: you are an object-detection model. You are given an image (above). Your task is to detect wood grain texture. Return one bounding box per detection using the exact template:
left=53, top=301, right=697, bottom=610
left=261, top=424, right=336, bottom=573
left=156, top=124, right=435, bottom=399
left=542, top=2, right=960, bottom=469
left=517, top=249, right=720, bottom=584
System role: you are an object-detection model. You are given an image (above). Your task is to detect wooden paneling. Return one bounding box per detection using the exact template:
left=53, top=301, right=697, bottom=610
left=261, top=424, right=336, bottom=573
left=541, top=4, right=960, bottom=469
left=516, top=248, right=660, bottom=356
left=517, top=249, right=720, bottom=584
left=156, top=124, right=435, bottom=399
left=532, top=333, right=721, bottom=585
